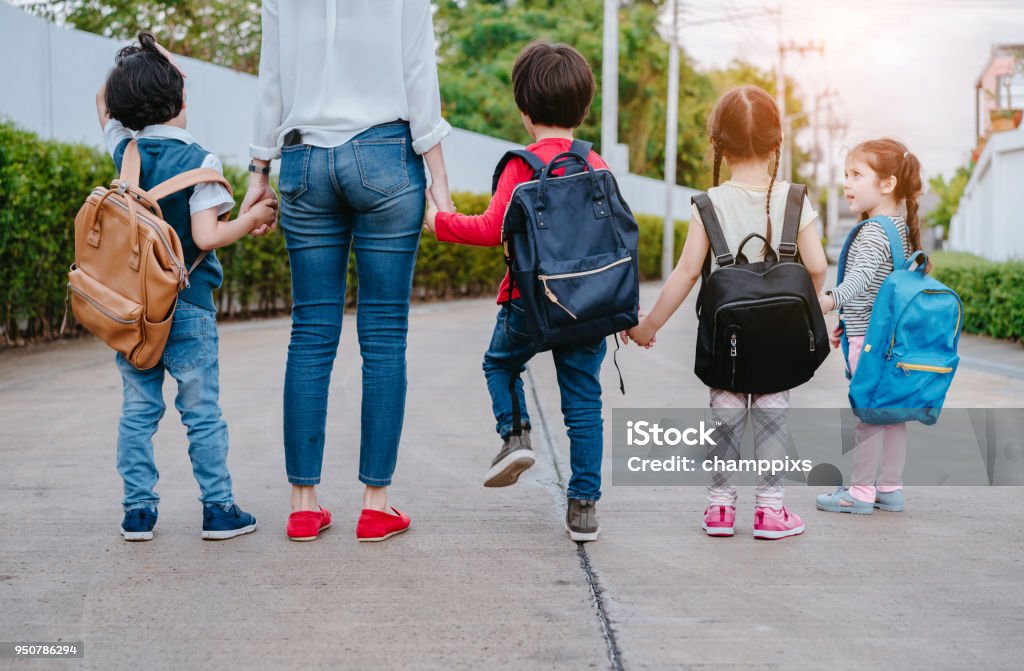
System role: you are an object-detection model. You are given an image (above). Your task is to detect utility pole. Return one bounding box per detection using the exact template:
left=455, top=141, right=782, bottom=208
left=661, top=0, right=681, bottom=280
left=601, top=0, right=620, bottom=168
left=776, top=38, right=824, bottom=182
left=824, top=101, right=848, bottom=246
left=658, top=2, right=778, bottom=279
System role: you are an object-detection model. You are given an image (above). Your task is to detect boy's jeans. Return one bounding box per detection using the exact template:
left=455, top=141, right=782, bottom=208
left=482, top=299, right=606, bottom=501
left=115, top=301, right=233, bottom=511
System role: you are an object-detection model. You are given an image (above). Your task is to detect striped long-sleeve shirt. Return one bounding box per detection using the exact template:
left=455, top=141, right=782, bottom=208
left=830, top=216, right=910, bottom=336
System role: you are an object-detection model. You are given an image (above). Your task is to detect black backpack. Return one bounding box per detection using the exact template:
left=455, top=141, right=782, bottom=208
left=497, top=140, right=640, bottom=352
left=692, top=184, right=829, bottom=394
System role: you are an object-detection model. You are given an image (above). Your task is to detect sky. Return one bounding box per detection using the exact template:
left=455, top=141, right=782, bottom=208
left=669, top=0, right=1024, bottom=180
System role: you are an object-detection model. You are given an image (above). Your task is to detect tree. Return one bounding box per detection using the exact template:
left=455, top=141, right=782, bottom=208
left=23, top=1, right=263, bottom=73
left=28, top=0, right=811, bottom=191
left=926, top=166, right=972, bottom=236
left=434, top=0, right=808, bottom=191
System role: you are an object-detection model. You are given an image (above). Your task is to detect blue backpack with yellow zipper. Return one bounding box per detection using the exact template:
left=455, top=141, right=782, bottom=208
left=838, top=216, right=963, bottom=425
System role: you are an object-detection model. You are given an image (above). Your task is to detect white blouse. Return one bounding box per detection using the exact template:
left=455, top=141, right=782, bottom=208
left=250, top=0, right=452, bottom=160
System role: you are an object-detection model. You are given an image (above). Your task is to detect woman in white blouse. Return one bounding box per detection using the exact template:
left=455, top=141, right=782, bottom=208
left=241, top=0, right=453, bottom=542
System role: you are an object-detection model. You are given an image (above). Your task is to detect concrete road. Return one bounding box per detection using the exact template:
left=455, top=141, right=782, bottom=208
left=1, top=282, right=1022, bottom=670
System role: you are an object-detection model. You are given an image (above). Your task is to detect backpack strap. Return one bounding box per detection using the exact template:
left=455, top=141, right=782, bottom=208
left=146, top=169, right=235, bottom=221
left=778, top=184, right=806, bottom=259
left=119, top=140, right=142, bottom=185
left=836, top=215, right=906, bottom=287
left=835, top=215, right=906, bottom=379
left=491, top=149, right=545, bottom=194
left=561, top=139, right=593, bottom=176
left=692, top=193, right=734, bottom=268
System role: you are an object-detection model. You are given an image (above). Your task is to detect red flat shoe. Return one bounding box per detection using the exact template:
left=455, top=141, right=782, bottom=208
left=356, top=507, right=410, bottom=542
left=287, top=506, right=332, bottom=541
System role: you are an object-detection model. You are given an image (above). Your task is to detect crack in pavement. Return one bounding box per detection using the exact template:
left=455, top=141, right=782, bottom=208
left=526, top=367, right=625, bottom=671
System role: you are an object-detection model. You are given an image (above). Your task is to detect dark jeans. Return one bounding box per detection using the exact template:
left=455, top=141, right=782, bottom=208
left=482, top=299, right=607, bottom=500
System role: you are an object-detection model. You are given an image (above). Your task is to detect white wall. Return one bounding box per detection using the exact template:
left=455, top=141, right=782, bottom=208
left=949, top=125, right=1024, bottom=261
left=0, top=1, right=697, bottom=220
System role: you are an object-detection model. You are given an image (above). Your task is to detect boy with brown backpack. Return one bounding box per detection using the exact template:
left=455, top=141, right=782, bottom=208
left=77, top=32, right=277, bottom=541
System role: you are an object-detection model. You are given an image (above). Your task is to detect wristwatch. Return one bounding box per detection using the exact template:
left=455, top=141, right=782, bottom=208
left=248, top=161, right=270, bottom=175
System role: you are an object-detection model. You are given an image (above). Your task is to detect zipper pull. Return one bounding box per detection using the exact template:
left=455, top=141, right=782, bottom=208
left=808, top=330, right=815, bottom=352
left=60, top=283, right=71, bottom=335
left=730, top=333, right=738, bottom=386
left=542, top=279, right=578, bottom=320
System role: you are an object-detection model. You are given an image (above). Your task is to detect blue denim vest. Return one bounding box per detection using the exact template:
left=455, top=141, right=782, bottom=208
left=113, top=135, right=223, bottom=311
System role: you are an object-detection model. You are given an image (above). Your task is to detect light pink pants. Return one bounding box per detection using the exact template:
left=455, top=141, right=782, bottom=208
left=707, top=388, right=789, bottom=510
left=847, top=336, right=906, bottom=503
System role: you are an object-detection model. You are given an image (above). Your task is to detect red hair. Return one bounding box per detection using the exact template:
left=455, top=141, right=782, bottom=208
left=707, top=85, right=783, bottom=251
left=849, top=138, right=926, bottom=269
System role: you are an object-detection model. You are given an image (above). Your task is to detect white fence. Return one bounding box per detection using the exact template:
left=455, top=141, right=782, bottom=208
left=0, top=1, right=697, bottom=220
left=948, top=125, right=1024, bottom=261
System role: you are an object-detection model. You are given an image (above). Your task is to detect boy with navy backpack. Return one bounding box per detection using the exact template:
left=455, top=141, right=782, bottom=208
left=424, top=41, right=639, bottom=542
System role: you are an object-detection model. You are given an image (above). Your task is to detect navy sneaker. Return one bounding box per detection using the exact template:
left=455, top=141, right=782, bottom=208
left=121, top=507, right=158, bottom=541
left=202, top=503, right=257, bottom=540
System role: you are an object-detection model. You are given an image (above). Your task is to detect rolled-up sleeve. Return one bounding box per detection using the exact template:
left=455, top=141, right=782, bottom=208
left=402, top=0, right=451, bottom=155
left=250, top=0, right=283, bottom=160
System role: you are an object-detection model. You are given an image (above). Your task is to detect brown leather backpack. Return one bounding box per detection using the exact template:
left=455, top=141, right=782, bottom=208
left=66, top=140, right=233, bottom=369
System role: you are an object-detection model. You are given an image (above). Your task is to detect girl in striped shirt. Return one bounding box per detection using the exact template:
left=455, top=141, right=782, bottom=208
left=816, top=138, right=924, bottom=515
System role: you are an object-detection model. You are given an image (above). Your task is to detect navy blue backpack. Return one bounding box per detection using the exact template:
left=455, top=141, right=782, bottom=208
left=496, top=140, right=640, bottom=353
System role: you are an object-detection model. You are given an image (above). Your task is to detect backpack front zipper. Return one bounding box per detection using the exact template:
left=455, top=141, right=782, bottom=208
left=896, top=362, right=953, bottom=375
left=68, top=283, right=138, bottom=325
left=538, top=255, right=632, bottom=321
left=93, top=187, right=188, bottom=285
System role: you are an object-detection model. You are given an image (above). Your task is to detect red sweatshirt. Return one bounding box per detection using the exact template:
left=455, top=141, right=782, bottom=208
left=435, top=137, right=610, bottom=303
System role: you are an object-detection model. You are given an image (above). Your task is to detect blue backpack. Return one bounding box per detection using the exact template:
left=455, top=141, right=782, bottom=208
left=838, top=216, right=963, bottom=425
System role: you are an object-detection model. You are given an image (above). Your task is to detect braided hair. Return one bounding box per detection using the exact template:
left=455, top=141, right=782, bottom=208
left=851, top=138, right=928, bottom=272
left=707, top=86, right=784, bottom=256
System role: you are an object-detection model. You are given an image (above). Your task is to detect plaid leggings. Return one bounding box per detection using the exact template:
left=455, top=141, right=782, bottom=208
left=706, top=388, right=790, bottom=510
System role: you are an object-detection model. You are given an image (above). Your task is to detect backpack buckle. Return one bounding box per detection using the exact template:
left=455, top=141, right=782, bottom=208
left=715, top=253, right=735, bottom=267
left=778, top=242, right=798, bottom=257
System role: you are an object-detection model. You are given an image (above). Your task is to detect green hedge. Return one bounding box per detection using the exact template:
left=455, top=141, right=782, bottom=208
left=0, top=121, right=686, bottom=345
left=930, top=251, right=1024, bottom=343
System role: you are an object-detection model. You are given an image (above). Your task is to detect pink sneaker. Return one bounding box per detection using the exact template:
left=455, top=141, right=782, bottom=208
left=702, top=505, right=736, bottom=537
left=753, top=506, right=804, bottom=540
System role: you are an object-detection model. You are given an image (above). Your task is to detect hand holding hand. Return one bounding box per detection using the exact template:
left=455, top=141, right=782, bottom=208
left=248, top=198, right=279, bottom=232
left=243, top=177, right=278, bottom=236
left=829, top=323, right=844, bottom=349
left=624, top=313, right=657, bottom=348
left=423, top=189, right=439, bottom=235
left=428, top=181, right=455, bottom=214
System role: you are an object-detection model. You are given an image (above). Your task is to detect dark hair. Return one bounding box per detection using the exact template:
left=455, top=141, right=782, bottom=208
left=104, top=32, right=184, bottom=131
left=849, top=138, right=928, bottom=271
left=707, top=85, right=783, bottom=253
left=512, top=41, right=595, bottom=129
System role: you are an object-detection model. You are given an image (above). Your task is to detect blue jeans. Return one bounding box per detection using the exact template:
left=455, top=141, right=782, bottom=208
left=482, top=299, right=607, bottom=501
left=115, top=301, right=233, bottom=511
left=278, top=121, right=426, bottom=487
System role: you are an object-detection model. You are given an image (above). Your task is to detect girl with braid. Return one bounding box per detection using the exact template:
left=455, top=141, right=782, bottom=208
left=625, top=85, right=827, bottom=539
left=815, top=139, right=923, bottom=516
